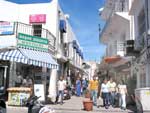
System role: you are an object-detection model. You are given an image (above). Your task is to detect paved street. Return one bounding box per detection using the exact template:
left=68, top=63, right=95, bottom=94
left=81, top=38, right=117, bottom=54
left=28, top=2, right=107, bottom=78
left=7, top=96, right=134, bottom=113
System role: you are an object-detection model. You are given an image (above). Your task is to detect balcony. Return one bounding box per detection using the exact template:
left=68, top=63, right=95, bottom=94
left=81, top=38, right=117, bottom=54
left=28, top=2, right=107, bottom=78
left=16, top=22, right=56, bottom=53
left=114, top=0, right=129, bottom=12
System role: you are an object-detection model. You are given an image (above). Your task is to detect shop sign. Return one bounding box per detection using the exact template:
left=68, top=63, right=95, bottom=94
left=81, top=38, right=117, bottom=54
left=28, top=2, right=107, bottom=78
left=17, top=33, right=49, bottom=52
left=34, top=84, right=45, bottom=101
left=0, top=21, right=14, bottom=35
left=29, top=14, right=46, bottom=23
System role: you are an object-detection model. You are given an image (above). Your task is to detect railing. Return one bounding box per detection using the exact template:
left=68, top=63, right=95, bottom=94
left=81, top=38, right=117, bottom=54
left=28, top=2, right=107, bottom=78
left=15, top=22, right=56, bottom=52
left=114, top=0, right=129, bottom=12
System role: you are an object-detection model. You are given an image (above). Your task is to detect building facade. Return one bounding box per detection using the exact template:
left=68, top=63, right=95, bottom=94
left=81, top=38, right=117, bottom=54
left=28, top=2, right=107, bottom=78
left=0, top=0, right=84, bottom=102
left=99, top=0, right=136, bottom=95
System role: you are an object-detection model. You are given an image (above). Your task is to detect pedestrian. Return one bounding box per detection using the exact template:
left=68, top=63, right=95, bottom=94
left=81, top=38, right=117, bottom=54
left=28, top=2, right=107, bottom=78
left=89, top=76, right=99, bottom=106
left=56, top=76, right=66, bottom=105
left=15, top=72, right=23, bottom=87
left=76, top=77, right=81, bottom=96
left=118, top=80, right=127, bottom=110
left=100, top=78, right=109, bottom=109
left=107, top=77, right=116, bottom=107
left=82, top=78, right=88, bottom=95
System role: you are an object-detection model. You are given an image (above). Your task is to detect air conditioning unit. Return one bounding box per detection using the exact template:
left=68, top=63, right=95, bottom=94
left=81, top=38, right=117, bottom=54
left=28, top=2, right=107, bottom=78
left=125, top=40, right=140, bottom=56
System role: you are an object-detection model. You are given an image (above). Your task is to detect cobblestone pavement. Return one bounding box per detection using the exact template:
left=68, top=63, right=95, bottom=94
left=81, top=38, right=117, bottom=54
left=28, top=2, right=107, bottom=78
left=7, top=96, right=134, bottom=113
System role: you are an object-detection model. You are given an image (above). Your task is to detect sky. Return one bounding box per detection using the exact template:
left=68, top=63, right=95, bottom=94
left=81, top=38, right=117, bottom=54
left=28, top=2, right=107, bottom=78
left=6, top=0, right=106, bottom=62
left=59, top=0, right=106, bottom=62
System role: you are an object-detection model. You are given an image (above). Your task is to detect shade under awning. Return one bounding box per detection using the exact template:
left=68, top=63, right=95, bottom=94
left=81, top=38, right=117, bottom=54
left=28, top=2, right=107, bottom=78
left=0, top=48, right=58, bottom=69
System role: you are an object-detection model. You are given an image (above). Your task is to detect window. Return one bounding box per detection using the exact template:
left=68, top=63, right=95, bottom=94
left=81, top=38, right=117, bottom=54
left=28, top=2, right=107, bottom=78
left=138, top=8, right=146, bottom=36
left=33, top=24, right=42, bottom=37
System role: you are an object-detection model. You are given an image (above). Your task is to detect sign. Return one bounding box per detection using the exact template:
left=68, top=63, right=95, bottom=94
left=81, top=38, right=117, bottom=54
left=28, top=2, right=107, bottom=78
left=17, top=33, right=48, bottom=52
left=34, top=84, right=45, bottom=101
left=0, top=21, right=14, bottom=35
left=29, top=14, right=46, bottom=23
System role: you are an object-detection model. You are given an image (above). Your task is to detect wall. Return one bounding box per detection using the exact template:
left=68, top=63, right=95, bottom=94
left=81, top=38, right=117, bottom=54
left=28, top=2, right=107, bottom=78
left=0, top=0, right=58, bottom=37
left=0, top=1, right=18, bottom=21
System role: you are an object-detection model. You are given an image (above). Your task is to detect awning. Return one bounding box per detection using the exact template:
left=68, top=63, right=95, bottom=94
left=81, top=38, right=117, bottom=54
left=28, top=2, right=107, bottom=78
left=0, top=48, right=58, bottom=69
left=104, top=56, right=121, bottom=63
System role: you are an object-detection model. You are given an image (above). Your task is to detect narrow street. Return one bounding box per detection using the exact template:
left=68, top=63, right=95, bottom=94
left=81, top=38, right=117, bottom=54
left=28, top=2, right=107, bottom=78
left=7, top=96, right=134, bottom=113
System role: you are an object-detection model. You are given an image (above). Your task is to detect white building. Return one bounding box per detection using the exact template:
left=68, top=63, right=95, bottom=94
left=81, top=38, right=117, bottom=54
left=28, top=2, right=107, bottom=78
left=129, top=0, right=150, bottom=88
left=0, top=0, right=84, bottom=102
left=99, top=0, right=136, bottom=94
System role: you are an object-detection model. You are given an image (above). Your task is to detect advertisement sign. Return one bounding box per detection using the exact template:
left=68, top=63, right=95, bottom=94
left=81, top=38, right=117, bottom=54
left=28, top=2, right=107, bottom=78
left=29, top=14, right=46, bottom=23
left=0, top=21, right=14, bottom=35
left=8, top=92, right=20, bottom=106
left=17, top=33, right=48, bottom=52
left=34, top=84, right=45, bottom=101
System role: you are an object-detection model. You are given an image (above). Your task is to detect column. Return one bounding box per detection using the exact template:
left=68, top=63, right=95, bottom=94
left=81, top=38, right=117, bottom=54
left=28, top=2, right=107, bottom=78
left=48, top=69, right=57, bottom=102
left=136, top=66, right=141, bottom=88
left=146, top=63, right=150, bottom=87
left=9, top=61, right=17, bottom=87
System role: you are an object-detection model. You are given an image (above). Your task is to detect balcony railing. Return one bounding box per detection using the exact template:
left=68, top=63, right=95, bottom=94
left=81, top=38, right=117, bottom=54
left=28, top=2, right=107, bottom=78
left=15, top=22, right=56, bottom=53
left=114, top=0, right=129, bottom=12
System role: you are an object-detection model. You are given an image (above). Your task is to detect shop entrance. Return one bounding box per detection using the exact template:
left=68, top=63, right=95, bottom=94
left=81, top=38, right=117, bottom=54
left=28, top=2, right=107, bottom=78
left=0, top=66, right=8, bottom=95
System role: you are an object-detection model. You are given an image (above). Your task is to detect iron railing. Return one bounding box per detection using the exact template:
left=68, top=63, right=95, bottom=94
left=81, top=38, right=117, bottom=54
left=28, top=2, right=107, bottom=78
left=15, top=22, right=56, bottom=52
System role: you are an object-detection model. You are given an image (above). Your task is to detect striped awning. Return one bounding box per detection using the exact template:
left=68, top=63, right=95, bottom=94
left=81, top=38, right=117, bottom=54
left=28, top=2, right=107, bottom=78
left=0, top=48, right=58, bottom=69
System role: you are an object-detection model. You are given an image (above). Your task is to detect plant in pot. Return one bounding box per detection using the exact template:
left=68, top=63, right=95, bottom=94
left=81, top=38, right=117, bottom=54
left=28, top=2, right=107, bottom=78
left=83, top=89, right=93, bottom=111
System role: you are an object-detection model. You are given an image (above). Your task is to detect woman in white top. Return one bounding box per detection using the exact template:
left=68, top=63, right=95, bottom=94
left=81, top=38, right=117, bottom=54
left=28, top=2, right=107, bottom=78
left=101, top=78, right=109, bottom=109
left=118, top=80, right=127, bottom=110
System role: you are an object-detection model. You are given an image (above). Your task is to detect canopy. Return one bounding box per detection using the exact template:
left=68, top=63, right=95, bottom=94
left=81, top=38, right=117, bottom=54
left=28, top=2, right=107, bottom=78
left=104, top=56, right=121, bottom=63
left=0, top=48, right=58, bottom=69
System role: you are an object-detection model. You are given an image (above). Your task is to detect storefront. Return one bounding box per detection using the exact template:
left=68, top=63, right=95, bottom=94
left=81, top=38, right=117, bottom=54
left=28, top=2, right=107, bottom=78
left=0, top=31, right=58, bottom=105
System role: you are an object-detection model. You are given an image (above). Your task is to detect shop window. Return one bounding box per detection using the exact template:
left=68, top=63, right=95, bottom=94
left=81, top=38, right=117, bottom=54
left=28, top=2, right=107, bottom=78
left=0, top=68, right=4, bottom=87
left=33, top=24, right=42, bottom=37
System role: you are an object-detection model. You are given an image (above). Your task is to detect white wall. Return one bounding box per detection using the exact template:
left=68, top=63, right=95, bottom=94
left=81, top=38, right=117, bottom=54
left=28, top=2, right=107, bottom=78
left=0, top=0, right=58, bottom=37
left=0, top=1, right=18, bottom=21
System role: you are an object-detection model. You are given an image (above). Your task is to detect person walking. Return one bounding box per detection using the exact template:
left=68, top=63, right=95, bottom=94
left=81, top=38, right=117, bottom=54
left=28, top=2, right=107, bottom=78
left=100, top=78, right=109, bottom=109
left=57, top=76, right=66, bottom=105
left=107, top=77, right=116, bottom=107
left=76, top=77, right=81, bottom=96
left=89, top=76, right=99, bottom=106
left=82, top=78, right=88, bottom=95
left=118, top=80, right=127, bottom=110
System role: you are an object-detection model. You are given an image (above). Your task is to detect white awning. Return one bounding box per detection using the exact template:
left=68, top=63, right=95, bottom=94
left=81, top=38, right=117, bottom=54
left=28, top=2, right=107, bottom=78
left=0, top=48, right=58, bottom=69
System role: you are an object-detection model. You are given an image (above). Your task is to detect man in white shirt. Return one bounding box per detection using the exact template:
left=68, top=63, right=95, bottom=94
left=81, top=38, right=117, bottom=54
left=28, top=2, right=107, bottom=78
left=107, top=77, right=116, bottom=107
left=57, top=76, right=66, bottom=104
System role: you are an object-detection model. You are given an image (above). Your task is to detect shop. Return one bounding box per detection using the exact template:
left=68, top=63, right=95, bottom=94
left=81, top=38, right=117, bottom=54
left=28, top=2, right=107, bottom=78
left=0, top=32, right=58, bottom=105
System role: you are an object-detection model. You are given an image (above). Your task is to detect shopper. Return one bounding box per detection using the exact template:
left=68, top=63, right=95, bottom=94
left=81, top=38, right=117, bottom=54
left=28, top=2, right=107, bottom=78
left=89, top=76, right=99, bottom=106
left=76, top=77, right=81, bottom=96
left=107, top=77, right=116, bottom=107
left=82, top=78, right=88, bottom=95
left=118, top=80, right=127, bottom=110
left=57, top=76, right=66, bottom=105
left=101, top=78, right=109, bottom=109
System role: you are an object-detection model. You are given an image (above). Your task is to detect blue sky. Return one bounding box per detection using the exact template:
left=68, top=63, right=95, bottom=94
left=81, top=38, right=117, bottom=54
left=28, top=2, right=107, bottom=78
left=59, top=0, right=106, bottom=62
left=6, top=0, right=106, bottom=62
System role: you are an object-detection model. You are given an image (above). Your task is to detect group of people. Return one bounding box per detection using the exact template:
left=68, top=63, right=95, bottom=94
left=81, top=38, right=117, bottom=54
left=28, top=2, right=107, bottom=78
left=55, top=75, right=128, bottom=110
left=89, top=76, right=127, bottom=110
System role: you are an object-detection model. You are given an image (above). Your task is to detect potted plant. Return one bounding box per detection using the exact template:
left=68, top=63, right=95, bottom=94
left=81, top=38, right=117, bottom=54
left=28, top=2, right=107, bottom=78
left=83, top=89, right=93, bottom=111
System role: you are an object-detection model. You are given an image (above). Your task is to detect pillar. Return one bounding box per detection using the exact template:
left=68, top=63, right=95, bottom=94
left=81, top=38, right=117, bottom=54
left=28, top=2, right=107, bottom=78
left=48, top=69, right=57, bottom=102
left=136, top=66, right=141, bottom=88
left=146, top=63, right=150, bottom=87
left=9, top=61, right=17, bottom=87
